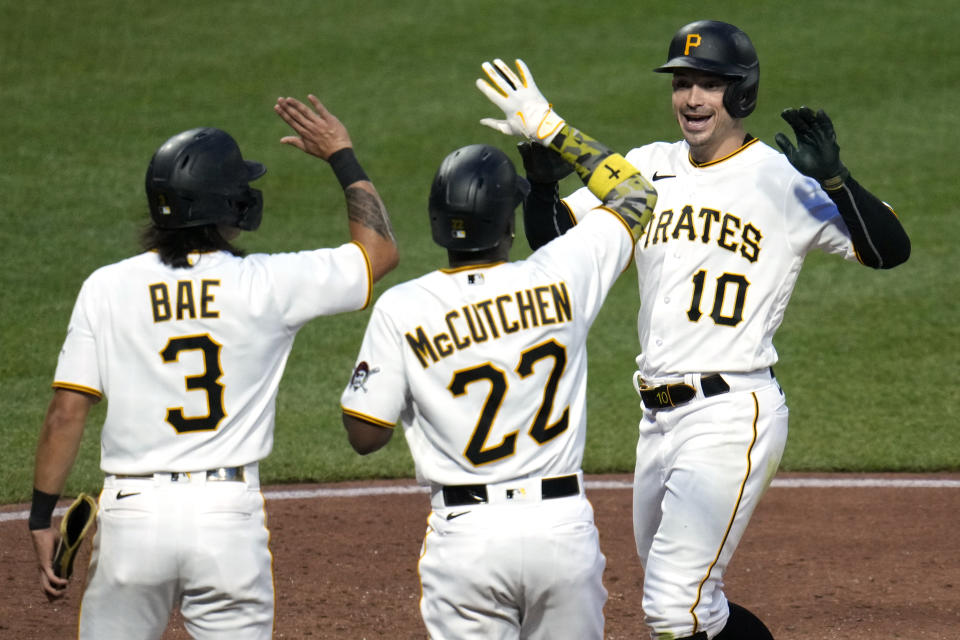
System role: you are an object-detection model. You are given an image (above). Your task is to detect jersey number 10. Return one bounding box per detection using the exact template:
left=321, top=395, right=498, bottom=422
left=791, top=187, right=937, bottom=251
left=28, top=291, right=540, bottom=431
left=686, top=270, right=749, bottom=326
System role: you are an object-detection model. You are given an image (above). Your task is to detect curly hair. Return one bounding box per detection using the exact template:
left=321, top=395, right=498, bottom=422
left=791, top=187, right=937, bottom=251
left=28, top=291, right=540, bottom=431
left=140, top=223, right=244, bottom=269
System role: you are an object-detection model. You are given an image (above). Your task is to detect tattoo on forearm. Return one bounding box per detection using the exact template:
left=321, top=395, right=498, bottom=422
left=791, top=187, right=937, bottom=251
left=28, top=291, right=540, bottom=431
left=345, top=185, right=395, bottom=241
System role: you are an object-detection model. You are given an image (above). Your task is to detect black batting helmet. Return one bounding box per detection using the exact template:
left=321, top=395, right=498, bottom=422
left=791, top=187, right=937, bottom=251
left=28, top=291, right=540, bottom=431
left=428, top=144, right=529, bottom=252
left=654, top=20, right=759, bottom=119
left=145, top=127, right=266, bottom=230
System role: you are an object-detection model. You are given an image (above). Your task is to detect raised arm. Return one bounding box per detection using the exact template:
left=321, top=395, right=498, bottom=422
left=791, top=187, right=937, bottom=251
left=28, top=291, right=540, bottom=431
left=274, top=95, right=399, bottom=281
left=516, top=141, right=576, bottom=249
left=775, top=106, right=910, bottom=269
left=476, top=58, right=657, bottom=242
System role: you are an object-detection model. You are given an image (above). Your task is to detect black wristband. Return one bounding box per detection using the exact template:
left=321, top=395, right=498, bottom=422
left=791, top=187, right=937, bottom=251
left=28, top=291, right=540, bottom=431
left=328, top=148, right=369, bottom=190
left=821, top=166, right=850, bottom=192
left=29, top=488, right=60, bottom=530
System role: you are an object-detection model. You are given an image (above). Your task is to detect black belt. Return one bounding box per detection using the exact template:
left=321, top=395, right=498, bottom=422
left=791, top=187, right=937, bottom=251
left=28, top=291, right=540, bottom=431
left=639, top=368, right=775, bottom=410
left=639, top=374, right=730, bottom=409
left=441, top=474, right=580, bottom=507
left=115, top=466, right=246, bottom=482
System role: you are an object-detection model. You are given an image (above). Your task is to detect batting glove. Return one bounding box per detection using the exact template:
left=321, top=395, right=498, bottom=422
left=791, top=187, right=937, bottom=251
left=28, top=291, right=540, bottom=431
left=53, top=493, right=97, bottom=579
left=476, top=59, right=566, bottom=146
left=775, top=106, right=850, bottom=191
left=517, top=141, right=573, bottom=183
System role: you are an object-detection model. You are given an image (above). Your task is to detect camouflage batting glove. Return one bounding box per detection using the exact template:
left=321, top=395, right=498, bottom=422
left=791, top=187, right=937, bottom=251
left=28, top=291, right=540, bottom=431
left=476, top=58, right=566, bottom=146
left=775, top=106, right=850, bottom=191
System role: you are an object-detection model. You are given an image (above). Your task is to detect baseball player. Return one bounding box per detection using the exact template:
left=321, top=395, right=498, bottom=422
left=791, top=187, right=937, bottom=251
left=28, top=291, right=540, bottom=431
left=28, top=94, right=398, bottom=639
left=513, top=21, right=911, bottom=639
left=340, top=58, right=657, bottom=639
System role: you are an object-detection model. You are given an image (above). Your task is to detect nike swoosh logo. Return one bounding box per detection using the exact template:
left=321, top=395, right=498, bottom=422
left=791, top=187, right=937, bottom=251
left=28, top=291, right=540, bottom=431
left=446, top=511, right=470, bottom=521
left=652, top=172, right=676, bottom=181
left=116, top=490, right=140, bottom=500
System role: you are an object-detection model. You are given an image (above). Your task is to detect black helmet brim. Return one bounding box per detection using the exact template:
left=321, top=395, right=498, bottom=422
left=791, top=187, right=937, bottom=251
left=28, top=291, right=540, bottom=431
left=245, top=160, right=267, bottom=181
left=654, top=58, right=749, bottom=79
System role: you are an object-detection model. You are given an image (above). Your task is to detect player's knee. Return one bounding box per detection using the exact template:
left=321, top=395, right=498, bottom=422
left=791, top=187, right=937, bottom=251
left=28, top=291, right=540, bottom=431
left=713, top=602, right=774, bottom=639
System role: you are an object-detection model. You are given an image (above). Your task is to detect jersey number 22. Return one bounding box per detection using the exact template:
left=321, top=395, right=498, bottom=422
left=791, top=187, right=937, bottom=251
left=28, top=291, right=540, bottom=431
left=450, top=339, right=569, bottom=466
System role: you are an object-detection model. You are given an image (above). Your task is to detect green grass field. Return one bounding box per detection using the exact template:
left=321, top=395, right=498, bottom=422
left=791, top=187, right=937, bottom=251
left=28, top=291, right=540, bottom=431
left=2, top=1, right=957, bottom=504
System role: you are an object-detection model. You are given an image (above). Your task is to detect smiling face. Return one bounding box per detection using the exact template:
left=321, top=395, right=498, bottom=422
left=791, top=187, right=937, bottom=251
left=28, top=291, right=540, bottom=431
left=671, top=69, right=747, bottom=164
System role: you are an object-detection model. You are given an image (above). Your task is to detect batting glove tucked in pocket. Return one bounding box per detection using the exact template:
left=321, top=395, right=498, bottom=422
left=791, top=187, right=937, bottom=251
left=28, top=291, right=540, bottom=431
left=53, top=493, right=97, bottom=579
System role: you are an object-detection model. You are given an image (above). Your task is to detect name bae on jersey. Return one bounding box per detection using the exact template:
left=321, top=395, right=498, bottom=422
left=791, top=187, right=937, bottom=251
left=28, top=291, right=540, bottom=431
left=148, top=279, right=221, bottom=322
left=406, top=281, right=572, bottom=368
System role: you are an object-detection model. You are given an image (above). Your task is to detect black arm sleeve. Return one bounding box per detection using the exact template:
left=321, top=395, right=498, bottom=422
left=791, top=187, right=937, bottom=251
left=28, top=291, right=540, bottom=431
left=828, top=176, right=910, bottom=269
left=522, top=181, right=576, bottom=250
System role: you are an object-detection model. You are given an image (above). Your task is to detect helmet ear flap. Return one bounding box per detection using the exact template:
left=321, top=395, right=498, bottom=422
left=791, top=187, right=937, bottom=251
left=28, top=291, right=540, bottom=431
left=235, top=188, right=263, bottom=231
left=724, top=71, right=758, bottom=119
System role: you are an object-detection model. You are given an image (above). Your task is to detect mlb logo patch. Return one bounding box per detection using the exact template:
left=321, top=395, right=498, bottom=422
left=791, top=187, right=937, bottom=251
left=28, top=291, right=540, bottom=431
left=450, top=217, right=467, bottom=238
left=467, top=273, right=484, bottom=285
left=157, top=194, right=172, bottom=216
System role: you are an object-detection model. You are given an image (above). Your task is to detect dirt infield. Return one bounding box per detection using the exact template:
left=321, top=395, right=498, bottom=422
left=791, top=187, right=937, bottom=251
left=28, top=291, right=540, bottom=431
left=2, top=473, right=958, bottom=639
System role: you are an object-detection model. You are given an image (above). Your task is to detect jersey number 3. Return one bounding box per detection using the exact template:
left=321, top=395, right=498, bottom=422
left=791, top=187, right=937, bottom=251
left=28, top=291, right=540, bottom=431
left=160, top=334, right=226, bottom=433
left=450, top=339, right=569, bottom=466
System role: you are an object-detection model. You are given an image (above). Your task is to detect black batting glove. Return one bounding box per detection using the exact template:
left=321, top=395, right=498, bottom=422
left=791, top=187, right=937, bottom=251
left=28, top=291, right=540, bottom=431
left=517, top=141, right=573, bottom=184
left=775, top=106, right=850, bottom=191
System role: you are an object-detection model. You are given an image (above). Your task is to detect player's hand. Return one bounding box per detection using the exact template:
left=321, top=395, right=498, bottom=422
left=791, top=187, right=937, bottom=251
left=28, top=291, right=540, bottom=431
left=775, top=106, right=849, bottom=190
left=476, top=58, right=565, bottom=145
left=30, top=527, right=69, bottom=600
left=274, top=94, right=353, bottom=160
left=517, top=141, right=573, bottom=183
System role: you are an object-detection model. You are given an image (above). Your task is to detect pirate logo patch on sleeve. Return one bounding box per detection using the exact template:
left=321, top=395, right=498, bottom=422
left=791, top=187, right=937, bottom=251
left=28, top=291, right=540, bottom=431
left=349, top=361, right=381, bottom=392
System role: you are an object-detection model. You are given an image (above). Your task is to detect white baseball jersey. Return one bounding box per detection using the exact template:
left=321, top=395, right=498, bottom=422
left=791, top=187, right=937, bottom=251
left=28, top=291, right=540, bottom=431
left=341, top=209, right=634, bottom=487
left=563, top=138, right=856, bottom=381
left=54, top=243, right=371, bottom=473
